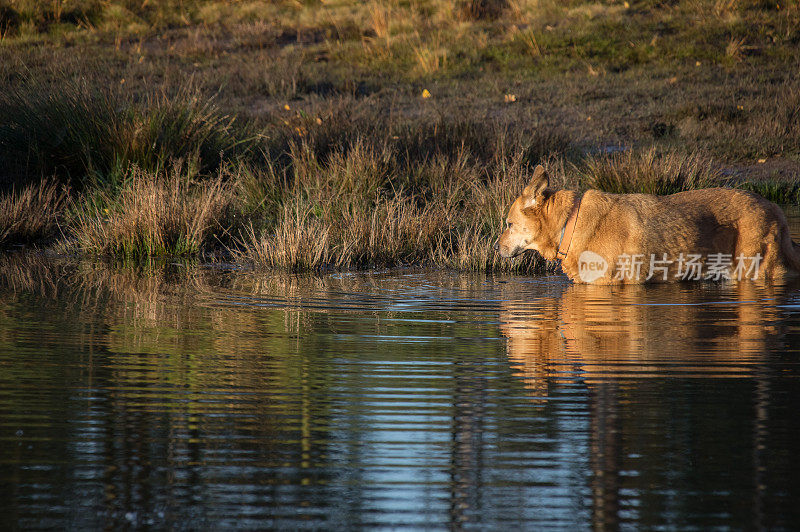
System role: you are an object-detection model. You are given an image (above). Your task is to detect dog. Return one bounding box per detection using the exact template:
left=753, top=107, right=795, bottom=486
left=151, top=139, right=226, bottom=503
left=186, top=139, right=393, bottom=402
left=496, top=165, right=800, bottom=283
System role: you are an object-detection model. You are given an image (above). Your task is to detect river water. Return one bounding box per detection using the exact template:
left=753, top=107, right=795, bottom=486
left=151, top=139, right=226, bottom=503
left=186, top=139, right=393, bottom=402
left=2, top=214, right=800, bottom=529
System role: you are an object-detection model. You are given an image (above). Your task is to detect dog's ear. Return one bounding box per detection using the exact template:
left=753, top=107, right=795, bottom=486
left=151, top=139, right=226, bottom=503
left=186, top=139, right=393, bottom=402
left=521, top=165, right=549, bottom=209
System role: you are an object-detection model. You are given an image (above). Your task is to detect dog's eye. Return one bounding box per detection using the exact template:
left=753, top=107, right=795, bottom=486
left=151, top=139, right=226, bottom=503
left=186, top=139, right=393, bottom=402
left=506, top=221, right=513, bottom=227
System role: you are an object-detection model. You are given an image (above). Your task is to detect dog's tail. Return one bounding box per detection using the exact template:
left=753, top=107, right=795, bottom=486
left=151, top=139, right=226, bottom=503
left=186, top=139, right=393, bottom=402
left=782, top=232, right=800, bottom=272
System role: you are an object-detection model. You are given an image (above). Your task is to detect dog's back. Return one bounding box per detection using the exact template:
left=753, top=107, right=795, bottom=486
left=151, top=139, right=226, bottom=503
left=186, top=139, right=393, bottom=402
left=562, top=187, right=800, bottom=282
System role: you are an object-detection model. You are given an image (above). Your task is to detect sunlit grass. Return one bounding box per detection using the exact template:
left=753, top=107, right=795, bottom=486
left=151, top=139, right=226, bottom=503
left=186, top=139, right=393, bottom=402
left=2, top=0, right=800, bottom=269
left=72, top=164, right=233, bottom=258
left=576, top=149, right=726, bottom=195
left=0, top=180, right=67, bottom=246
left=2, top=0, right=795, bottom=78
left=232, top=139, right=545, bottom=272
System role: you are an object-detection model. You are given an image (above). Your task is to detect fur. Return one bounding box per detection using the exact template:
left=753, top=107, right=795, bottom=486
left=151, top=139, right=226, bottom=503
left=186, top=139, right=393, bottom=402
left=497, top=165, right=800, bottom=283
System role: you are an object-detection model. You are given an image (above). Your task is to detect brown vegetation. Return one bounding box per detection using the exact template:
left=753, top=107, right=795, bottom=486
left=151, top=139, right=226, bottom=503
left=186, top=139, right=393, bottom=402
left=71, top=164, right=233, bottom=258
left=0, top=180, right=67, bottom=245
left=0, top=0, right=798, bottom=271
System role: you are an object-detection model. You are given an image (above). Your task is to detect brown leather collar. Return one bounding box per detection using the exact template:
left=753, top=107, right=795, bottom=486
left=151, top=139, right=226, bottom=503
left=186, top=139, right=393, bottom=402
left=556, top=195, right=582, bottom=260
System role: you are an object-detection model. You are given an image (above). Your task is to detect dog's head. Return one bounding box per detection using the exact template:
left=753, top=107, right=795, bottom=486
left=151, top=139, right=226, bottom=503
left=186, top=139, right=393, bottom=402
left=497, top=165, right=560, bottom=260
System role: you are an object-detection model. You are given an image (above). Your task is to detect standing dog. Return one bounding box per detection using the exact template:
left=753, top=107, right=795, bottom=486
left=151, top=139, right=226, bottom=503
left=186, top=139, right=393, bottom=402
left=497, top=165, right=800, bottom=283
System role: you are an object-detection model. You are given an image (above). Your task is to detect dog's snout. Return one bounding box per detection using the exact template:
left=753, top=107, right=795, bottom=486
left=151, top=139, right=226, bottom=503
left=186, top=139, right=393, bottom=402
left=493, top=240, right=499, bottom=252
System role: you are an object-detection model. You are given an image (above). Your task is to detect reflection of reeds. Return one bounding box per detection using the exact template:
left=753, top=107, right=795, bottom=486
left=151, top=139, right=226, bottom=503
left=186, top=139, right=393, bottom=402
left=0, top=253, right=317, bottom=407
left=0, top=253, right=208, bottom=308
left=0, top=252, right=63, bottom=295
left=0, top=254, right=506, bottom=370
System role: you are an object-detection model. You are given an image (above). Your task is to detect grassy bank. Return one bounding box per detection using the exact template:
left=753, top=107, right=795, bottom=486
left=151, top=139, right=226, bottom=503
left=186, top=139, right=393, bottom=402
left=1, top=0, right=798, bottom=270
left=0, top=77, right=796, bottom=271
left=0, top=78, right=564, bottom=271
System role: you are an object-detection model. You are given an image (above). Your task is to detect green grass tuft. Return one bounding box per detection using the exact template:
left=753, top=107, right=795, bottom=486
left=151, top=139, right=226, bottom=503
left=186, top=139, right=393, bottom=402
left=0, top=78, right=256, bottom=189
left=739, top=180, right=800, bottom=205
left=71, top=163, right=233, bottom=258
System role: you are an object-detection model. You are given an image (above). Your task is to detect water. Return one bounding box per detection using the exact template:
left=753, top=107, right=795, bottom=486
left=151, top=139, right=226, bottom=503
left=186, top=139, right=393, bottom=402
left=2, top=216, right=800, bottom=529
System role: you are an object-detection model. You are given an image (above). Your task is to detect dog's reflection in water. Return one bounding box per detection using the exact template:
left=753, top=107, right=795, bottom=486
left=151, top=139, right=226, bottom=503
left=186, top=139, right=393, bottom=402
left=499, top=282, right=785, bottom=397
left=499, top=281, right=790, bottom=528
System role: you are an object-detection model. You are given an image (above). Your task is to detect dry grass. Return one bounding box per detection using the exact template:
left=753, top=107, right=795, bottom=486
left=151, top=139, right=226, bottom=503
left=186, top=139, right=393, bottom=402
left=513, top=28, right=543, bottom=59
left=235, top=194, right=449, bottom=270
left=234, top=141, right=453, bottom=270
left=0, top=179, right=67, bottom=245
left=713, top=0, right=740, bottom=16
left=232, top=138, right=552, bottom=272
left=234, top=187, right=547, bottom=272
left=0, top=73, right=793, bottom=272
left=576, top=149, right=727, bottom=195
left=2, top=0, right=800, bottom=271
left=236, top=200, right=332, bottom=271
left=412, top=42, right=448, bottom=75
left=0, top=74, right=579, bottom=271
left=725, top=36, right=746, bottom=61
left=368, top=2, right=391, bottom=41
left=72, top=164, right=232, bottom=258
